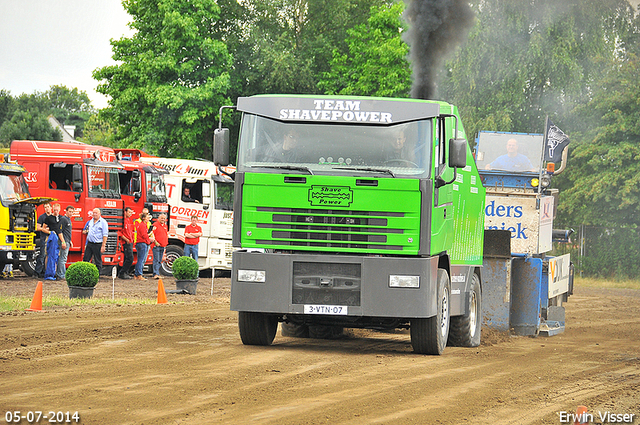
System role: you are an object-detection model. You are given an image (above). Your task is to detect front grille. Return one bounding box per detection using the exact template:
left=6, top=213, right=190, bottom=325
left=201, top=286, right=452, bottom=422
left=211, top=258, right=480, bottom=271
left=256, top=207, right=404, bottom=250
left=292, top=262, right=361, bottom=306
left=105, top=232, right=118, bottom=255
left=101, top=208, right=123, bottom=230
left=15, top=233, right=34, bottom=250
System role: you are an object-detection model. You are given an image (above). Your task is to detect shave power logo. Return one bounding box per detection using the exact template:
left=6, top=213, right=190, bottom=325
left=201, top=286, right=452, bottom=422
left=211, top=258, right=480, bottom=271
left=309, top=186, right=353, bottom=207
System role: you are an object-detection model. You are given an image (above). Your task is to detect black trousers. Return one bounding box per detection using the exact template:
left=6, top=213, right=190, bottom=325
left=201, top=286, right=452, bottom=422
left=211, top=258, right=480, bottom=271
left=120, top=242, right=134, bottom=276
left=83, top=242, right=103, bottom=272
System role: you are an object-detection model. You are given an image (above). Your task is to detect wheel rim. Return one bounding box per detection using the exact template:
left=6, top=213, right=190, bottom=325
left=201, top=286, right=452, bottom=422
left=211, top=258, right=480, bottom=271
left=469, top=291, right=478, bottom=338
left=162, top=251, right=181, bottom=274
left=440, top=287, right=450, bottom=338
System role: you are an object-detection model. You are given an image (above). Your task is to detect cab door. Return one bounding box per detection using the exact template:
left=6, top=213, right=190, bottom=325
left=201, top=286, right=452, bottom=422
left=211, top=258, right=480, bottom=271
left=431, top=116, right=455, bottom=254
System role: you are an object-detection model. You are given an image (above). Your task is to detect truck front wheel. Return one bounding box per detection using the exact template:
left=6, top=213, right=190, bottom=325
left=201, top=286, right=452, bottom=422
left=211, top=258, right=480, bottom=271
left=21, top=245, right=39, bottom=277
left=448, top=272, right=482, bottom=347
left=160, top=245, right=184, bottom=276
left=238, top=311, right=278, bottom=346
left=411, top=268, right=451, bottom=355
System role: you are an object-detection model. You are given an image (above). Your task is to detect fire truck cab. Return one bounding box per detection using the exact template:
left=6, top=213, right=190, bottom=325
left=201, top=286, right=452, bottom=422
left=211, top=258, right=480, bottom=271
left=10, top=140, right=125, bottom=274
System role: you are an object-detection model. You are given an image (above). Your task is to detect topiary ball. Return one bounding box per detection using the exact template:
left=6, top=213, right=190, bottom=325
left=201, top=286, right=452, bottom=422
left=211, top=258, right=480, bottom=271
left=172, top=256, right=199, bottom=280
left=65, top=261, right=100, bottom=287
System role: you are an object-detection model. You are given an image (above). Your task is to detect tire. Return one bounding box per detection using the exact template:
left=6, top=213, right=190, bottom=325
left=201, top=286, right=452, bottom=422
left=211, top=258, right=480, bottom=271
left=21, top=244, right=39, bottom=277
left=308, top=325, right=344, bottom=339
left=238, top=311, right=278, bottom=346
left=281, top=322, right=309, bottom=338
left=411, top=268, right=451, bottom=355
left=160, top=245, right=184, bottom=276
left=448, top=272, right=482, bottom=347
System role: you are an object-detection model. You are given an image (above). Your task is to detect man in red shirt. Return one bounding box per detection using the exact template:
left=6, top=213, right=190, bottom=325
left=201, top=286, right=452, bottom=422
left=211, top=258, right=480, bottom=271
left=119, top=207, right=135, bottom=279
left=184, top=215, right=202, bottom=260
left=151, top=213, right=169, bottom=279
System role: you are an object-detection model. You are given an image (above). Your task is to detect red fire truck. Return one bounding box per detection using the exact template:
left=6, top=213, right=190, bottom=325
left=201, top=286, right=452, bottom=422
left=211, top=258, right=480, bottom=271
left=10, top=140, right=125, bottom=274
left=115, top=151, right=170, bottom=271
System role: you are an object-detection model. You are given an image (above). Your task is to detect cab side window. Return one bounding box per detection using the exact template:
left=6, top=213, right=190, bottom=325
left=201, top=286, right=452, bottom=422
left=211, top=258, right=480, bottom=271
left=49, top=163, right=74, bottom=191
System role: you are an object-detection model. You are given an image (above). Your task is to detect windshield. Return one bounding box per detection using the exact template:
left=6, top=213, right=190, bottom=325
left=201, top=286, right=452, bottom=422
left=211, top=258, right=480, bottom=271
left=237, top=114, right=432, bottom=177
left=476, top=132, right=544, bottom=173
left=147, top=173, right=167, bottom=203
left=0, top=174, right=31, bottom=206
left=215, top=181, right=234, bottom=211
left=87, top=165, right=121, bottom=199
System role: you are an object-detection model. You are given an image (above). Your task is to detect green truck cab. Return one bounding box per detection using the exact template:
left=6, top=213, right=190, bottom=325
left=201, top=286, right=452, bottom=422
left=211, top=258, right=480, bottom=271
left=216, top=95, right=486, bottom=354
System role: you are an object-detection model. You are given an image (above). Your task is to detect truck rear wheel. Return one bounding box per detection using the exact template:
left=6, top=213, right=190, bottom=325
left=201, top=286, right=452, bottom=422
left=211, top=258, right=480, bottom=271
left=308, top=325, right=344, bottom=339
left=238, top=311, right=278, bottom=346
left=160, top=245, right=184, bottom=276
left=281, top=322, right=309, bottom=338
left=448, top=272, right=482, bottom=347
left=411, top=268, right=450, bottom=355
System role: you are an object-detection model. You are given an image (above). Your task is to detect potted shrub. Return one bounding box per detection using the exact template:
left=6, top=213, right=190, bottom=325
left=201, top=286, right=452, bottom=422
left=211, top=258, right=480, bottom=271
left=66, top=261, right=99, bottom=299
left=173, top=256, right=199, bottom=295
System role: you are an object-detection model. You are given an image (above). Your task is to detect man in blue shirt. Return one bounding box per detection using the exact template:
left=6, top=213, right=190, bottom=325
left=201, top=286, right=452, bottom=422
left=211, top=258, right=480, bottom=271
left=82, top=208, right=109, bottom=273
left=486, top=138, right=535, bottom=172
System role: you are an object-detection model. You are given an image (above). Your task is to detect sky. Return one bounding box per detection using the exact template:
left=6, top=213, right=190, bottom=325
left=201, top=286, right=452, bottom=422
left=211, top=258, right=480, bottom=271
left=0, top=0, right=133, bottom=109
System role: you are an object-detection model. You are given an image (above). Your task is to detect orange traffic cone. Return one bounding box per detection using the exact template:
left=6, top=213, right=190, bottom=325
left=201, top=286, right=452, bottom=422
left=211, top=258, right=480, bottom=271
left=26, top=281, right=43, bottom=311
left=574, top=406, right=589, bottom=425
left=157, top=279, right=168, bottom=304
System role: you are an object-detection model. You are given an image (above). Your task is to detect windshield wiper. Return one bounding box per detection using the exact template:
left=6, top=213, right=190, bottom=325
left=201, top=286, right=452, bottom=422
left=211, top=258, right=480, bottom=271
left=251, top=165, right=314, bottom=175
left=332, top=166, right=396, bottom=177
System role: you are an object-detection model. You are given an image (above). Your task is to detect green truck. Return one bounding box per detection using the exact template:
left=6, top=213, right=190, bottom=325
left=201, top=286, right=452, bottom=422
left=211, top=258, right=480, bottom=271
left=214, top=95, right=486, bottom=355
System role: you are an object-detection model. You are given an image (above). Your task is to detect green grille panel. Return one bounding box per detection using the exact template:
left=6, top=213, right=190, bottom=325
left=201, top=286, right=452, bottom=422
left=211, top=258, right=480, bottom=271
left=241, top=174, right=421, bottom=254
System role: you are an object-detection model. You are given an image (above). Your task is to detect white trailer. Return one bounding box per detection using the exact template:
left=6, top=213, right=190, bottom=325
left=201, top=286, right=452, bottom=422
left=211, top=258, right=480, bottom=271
left=138, top=156, right=235, bottom=275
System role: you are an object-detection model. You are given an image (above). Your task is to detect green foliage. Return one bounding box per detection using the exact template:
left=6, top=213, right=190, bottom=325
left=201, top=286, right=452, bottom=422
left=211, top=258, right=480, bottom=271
left=0, top=109, right=62, bottom=147
left=440, top=0, right=636, bottom=139
left=319, top=3, right=411, bottom=97
left=173, top=256, right=199, bottom=280
left=78, top=114, right=117, bottom=147
left=0, top=86, right=95, bottom=146
left=65, top=262, right=100, bottom=288
left=94, top=0, right=233, bottom=159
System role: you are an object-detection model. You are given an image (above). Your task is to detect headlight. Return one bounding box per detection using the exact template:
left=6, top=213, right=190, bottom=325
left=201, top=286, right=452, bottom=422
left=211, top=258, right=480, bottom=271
left=237, top=269, right=266, bottom=283
left=5, top=235, right=14, bottom=244
left=389, top=275, right=420, bottom=288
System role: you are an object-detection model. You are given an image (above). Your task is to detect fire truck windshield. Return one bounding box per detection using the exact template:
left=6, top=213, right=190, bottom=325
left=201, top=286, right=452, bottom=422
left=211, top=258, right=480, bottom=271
left=87, top=165, right=121, bottom=199
left=147, top=173, right=167, bottom=203
left=0, top=174, right=31, bottom=206
left=237, top=115, right=433, bottom=177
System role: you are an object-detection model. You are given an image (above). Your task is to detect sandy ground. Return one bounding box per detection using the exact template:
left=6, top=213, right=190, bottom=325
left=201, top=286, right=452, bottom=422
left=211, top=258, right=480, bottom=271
left=0, top=273, right=639, bottom=425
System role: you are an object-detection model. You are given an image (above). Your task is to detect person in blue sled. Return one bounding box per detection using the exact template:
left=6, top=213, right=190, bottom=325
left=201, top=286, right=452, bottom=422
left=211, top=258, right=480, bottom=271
left=486, top=138, right=535, bottom=172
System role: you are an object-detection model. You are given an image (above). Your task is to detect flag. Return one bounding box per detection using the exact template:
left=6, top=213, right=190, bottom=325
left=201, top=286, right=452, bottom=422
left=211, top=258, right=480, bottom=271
left=544, top=119, right=570, bottom=163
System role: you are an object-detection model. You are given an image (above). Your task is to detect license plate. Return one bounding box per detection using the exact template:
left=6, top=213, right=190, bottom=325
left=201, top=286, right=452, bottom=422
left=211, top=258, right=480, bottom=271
left=304, top=304, right=348, bottom=315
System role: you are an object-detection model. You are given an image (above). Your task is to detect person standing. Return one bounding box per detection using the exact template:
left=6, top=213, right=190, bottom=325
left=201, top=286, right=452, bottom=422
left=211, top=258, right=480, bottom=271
left=82, top=208, right=109, bottom=274
left=56, top=205, right=74, bottom=280
left=34, top=202, right=52, bottom=278
left=134, top=213, right=154, bottom=281
left=151, top=213, right=168, bottom=279
left=184, top=215, right=202, bottom=259
left=119, top=207, right=135, bottom=279
left=133, top=207, right=150, bottom=244
left=44, top=204, right=65, bottom=280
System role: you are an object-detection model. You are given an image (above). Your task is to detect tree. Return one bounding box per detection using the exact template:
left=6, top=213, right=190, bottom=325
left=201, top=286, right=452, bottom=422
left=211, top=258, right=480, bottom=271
left=557, top=52, right=640, bottom=228
left=0, top=109, right=62, bottom=146
left=439, top=0, right=636, bottom=140
left=319, top=3, right=411, bottom=97
left=77, top=114, right=117, bottom=147
left=93, top=0, right=233, bottom=159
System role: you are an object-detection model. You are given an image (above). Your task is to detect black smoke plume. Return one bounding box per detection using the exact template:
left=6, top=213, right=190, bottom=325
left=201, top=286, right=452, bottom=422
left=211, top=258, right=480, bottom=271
left=403, top=0, right=475, bottom=99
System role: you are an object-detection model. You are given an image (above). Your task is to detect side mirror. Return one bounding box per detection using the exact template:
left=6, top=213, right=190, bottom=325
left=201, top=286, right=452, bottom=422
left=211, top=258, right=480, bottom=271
left=214, top=128, right=230, bottom=166
left=131, top=177, right=141, bottom=193
left=449, top=138, right=468, bottom=169
left=72, top=163, right=82, bottom=182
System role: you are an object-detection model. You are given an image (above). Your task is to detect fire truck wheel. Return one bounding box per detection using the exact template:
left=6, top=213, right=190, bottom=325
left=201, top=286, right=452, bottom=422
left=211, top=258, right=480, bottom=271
left=410, top=268, right=451, bottom=355
left=238, top=311, right=278, bottom=346
left=448, top=272, right=482, bottom=347
left=21, top=244, right=40, bottom=277
left=160, top=245, right=184, bottom=276
left=281, top=322, right=309, bottom=338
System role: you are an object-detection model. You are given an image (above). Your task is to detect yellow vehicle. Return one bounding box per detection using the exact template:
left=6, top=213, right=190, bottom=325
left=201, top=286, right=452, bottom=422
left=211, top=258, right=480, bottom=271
left=0, top=160, right=50, bottom=269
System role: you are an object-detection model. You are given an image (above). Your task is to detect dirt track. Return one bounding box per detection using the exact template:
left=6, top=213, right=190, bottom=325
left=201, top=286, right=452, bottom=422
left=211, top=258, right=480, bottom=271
left=1, top=275, right=639, bottom=425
